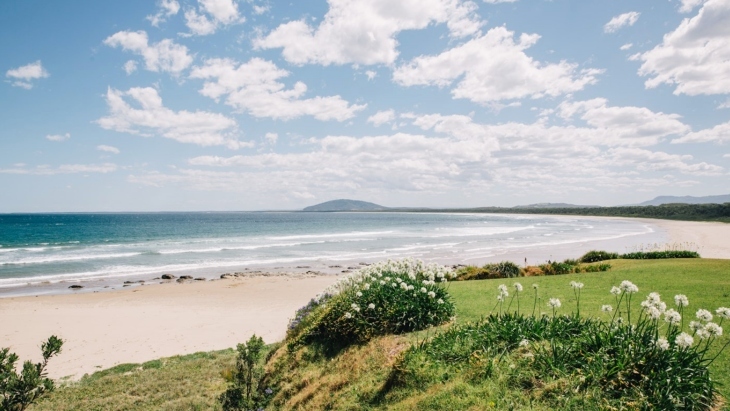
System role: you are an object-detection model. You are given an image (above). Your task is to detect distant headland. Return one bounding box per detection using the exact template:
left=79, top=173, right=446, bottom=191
left=302, top=199, right=389, bottom=212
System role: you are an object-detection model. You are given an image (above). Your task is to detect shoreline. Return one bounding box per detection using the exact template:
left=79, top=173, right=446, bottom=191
left=0, top=217, right=728, bottom=381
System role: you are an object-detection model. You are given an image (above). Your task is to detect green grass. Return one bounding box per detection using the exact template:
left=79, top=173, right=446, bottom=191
left=28, top=258, right=730, bottom=410
left=29, top=350, right=235, bottom=411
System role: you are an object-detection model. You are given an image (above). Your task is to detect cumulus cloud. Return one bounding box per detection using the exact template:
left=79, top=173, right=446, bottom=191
left=46, top=133, right=70, bottom=142
left=483, top=0, right=517, bottom=3
left=6, top=61, right=49, bottom=89
left=96, top=86, right=244, bottom=149
left=123, top=60, right=138, bottom=75
left=184, top=0, right=244, bottom=36
left=637, top=0, right=730, bottom=95
left=604, top=12, right=640, bottom=33
left=673, top=121, right=730, bottom=144
left=254, top=0, right=483, bottom=66
left=97, top=145, right=121, bottom=154
left=367, top=109, right=396, bottom=126
left=104, top=31, right=193, bottom=75
left=264, top=132, right=278, bottom=144
left=0, top=163, right=117, bottom=175
left=679, top=0, right=708, bottom=13
left=393, top=27, right=602, bottom=104
left=607, top=147, right=723, bottom=176
left=557, top=98, right=690, bottom=146
left=147, top=0, right=180, bottom=26
left=620, top=43, right=633, bottom=51
left=189, top=58, right=366, bottom=121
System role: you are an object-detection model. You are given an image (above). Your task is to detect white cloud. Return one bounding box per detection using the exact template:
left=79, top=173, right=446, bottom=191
left=96, top=86, right=244, bottom=149
left=123, top=60, right=138, bottom=75
left=365, top=70, right=377, bottom=80
left=604, top=11, right=640, bottom=33
left=679, top=0, right=708, bottom=13
left=719, top=99, right=730, bottom=109
left=724, top=154, right=730, bottom=158
left=367, top=109, right=396, bottom=126
left=97, top=145, right=120, bottom=154
left=393, top=27, right=602, bottom=103
left=184, top=0, right=244, bottom=36
left=6, top=61, right=49, bottom=89
left=254, top=0, right=483, bottom=66
left=104, top=31, right=193, bottom=75
left=264, top=132, right=278, bottom=144
left=557, top=98, right=690, bottom=146
left=673, top=121, right=730, bottom=144
left=620, top=43, right=633, bottom=51
left=0, top=163, right=117, bottom=175
left=608, top=147, right=723, bottom=176
left=147, top=0, right=180, bottom=26
left=637, top=0, right=730, bottom=95
left=190, top=58, right=366, bottom=121
left=252, top=4, right=269, bottom=15
left=46, top=133, right=70, bottom=142
left=483, top=0, right=517, bottom=3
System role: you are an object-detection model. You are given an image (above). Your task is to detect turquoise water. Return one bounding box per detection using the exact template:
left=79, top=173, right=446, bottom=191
left=0, top=212, right=662, bottom=295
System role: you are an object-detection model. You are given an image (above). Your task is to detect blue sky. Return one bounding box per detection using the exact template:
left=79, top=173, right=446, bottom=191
left=1, top=0, right=729, bottom=212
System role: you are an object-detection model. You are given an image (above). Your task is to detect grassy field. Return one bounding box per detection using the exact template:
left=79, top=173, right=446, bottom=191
left=28, top=258, right=730, bottom=410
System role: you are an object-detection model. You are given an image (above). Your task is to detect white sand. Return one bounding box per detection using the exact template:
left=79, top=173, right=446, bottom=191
left=0, top=275, right=338, bottom=380
left=0, top=218, right=727, bottom=381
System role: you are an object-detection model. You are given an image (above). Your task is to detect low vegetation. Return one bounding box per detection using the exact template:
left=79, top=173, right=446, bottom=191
left=28, top=258, right=730, bottom=411
left=1, top=336, right=63, bottom=411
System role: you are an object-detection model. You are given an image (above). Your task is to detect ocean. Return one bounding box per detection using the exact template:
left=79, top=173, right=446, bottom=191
left=0, top=212, right=666, bottom=297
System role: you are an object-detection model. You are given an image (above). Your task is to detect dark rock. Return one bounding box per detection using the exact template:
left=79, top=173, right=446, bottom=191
left=161, top=274, right=176, bottom=280
left=347, top=266, right=359, bottom=270
left=329, top=265, right=342, bottom=268
left=359, top=262, right=370, bottom=266
left=123, top=284, right=130, bottom=287
left=342, top=270, right=351, bottom=273
left=296, top=266, right=310, bottom=269
left=221, top=273, right=235, bottom=279
left=68, top=285, right=84, bottom=289
left=124, top=281, right=135, bottom=284
left=194, top=277, right=205, bottom=281
left=179, top=275, right=194, bottom=280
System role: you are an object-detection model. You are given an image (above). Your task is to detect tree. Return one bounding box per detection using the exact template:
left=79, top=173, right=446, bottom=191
left=1, top=336, right=63, bottom=411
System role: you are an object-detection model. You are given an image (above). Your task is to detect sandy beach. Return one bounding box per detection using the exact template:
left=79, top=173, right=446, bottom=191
left=1, top=218, right=728, bottom=381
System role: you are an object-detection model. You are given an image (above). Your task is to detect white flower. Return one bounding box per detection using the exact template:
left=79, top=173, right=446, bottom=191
left=351, top=303, right=359, bottom=309
left=646, top=292, right=661, bottom=305
left=356, top=291, right=363, bottom=297
left=428, top=291, right=436, bottom=298
left=548, top=298, right=561, bottom=308
left=675, top=332, right=694, bottom=349
left=646, top=306, right=662, bottom=320
left=379, top=280, right=385, bottom=285
left=674, top=294, right=689, bottom=308
left=664, top=309, right=681, bottom=325
left=655, top=337, right=669, bottom=351
left=513, top=282, right=523, bottom=292
left=420, top=287, right=428, bottom=294
left=437, top=298, right=444, bottom=304
left=391, top=282, right=397, bottom=288
left=610, top=286, right=621, bottom=295
left=619, top=280, right=638, bottom=294
left=498, top=284, right=508, bottom=294
left=696, top=309, right=713, bottom=322
left=363, top=283, right=370, bottom=290
left=400, top=282, right=409, bottom=290
left=344, top=312, right=353, bottom=319
left=689, top=321, right=703, bottom=331
left=696, top=328, right=710, bottom=340
left=705, top=322, right=723, bottom=337
left=716, top=307, right=730, bottom=319
left=519, top=339, right=529, bottom=348
left=497, top=295, right=505, bottom=302
left=601, top=305, right=613, bottom=313
left=532, top=284, right=539, bottom=289
left=368, top=303, right=375, bottom=310
left=407, top=285, right=414, bottom=291
left=570, top=281, right=584, bottom=290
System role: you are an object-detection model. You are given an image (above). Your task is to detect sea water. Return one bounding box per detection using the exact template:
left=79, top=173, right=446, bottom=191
left=0, top=212, right=666, bottom=296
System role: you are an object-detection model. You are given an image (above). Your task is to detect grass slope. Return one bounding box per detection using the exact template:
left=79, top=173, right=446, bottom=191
left=29, top=258, right=730, bottom=410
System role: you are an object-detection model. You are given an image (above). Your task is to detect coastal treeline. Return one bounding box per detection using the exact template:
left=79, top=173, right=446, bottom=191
left=411, top=202, right=730, bottom=222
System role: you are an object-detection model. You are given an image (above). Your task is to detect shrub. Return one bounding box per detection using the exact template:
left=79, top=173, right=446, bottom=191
left=288, top=258, right=456, bottom=351
left=521, top=266, right=544, bottom=277
left=620, top=250, right=701, bottom=259
left=581, top=263, right=611, bottom=273
left=1, top=336, right=63, bottom=411
left=454, top=261, right=521, bottom=280
left=579, top=250, right=619, bottom=263
left=219, top=334, right=268, bottom=411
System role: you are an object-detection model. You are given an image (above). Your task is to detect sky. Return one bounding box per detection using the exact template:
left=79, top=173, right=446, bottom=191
left=1, top=0, right=729, bottom=212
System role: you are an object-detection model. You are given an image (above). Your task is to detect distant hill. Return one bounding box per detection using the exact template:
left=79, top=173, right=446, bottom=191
left=513, top=202, right=600, bottom=209
left=638, top=194, right=730, bottom=206
left=302, top=199, right=389, bottom=212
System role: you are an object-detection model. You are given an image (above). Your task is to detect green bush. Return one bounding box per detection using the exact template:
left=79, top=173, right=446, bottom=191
left=579, top=250, right=620, bottom=263
left=454, top=261, right=521, bottom=280
left=581, top=263, right=611, bottom=273
left=288, top=258, right=456, bottom=352
left=621, top=250, right=701, bottom=259
left=1, top=336, right=63, bottom=411
left=219, top=335, right=268, bottom=411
